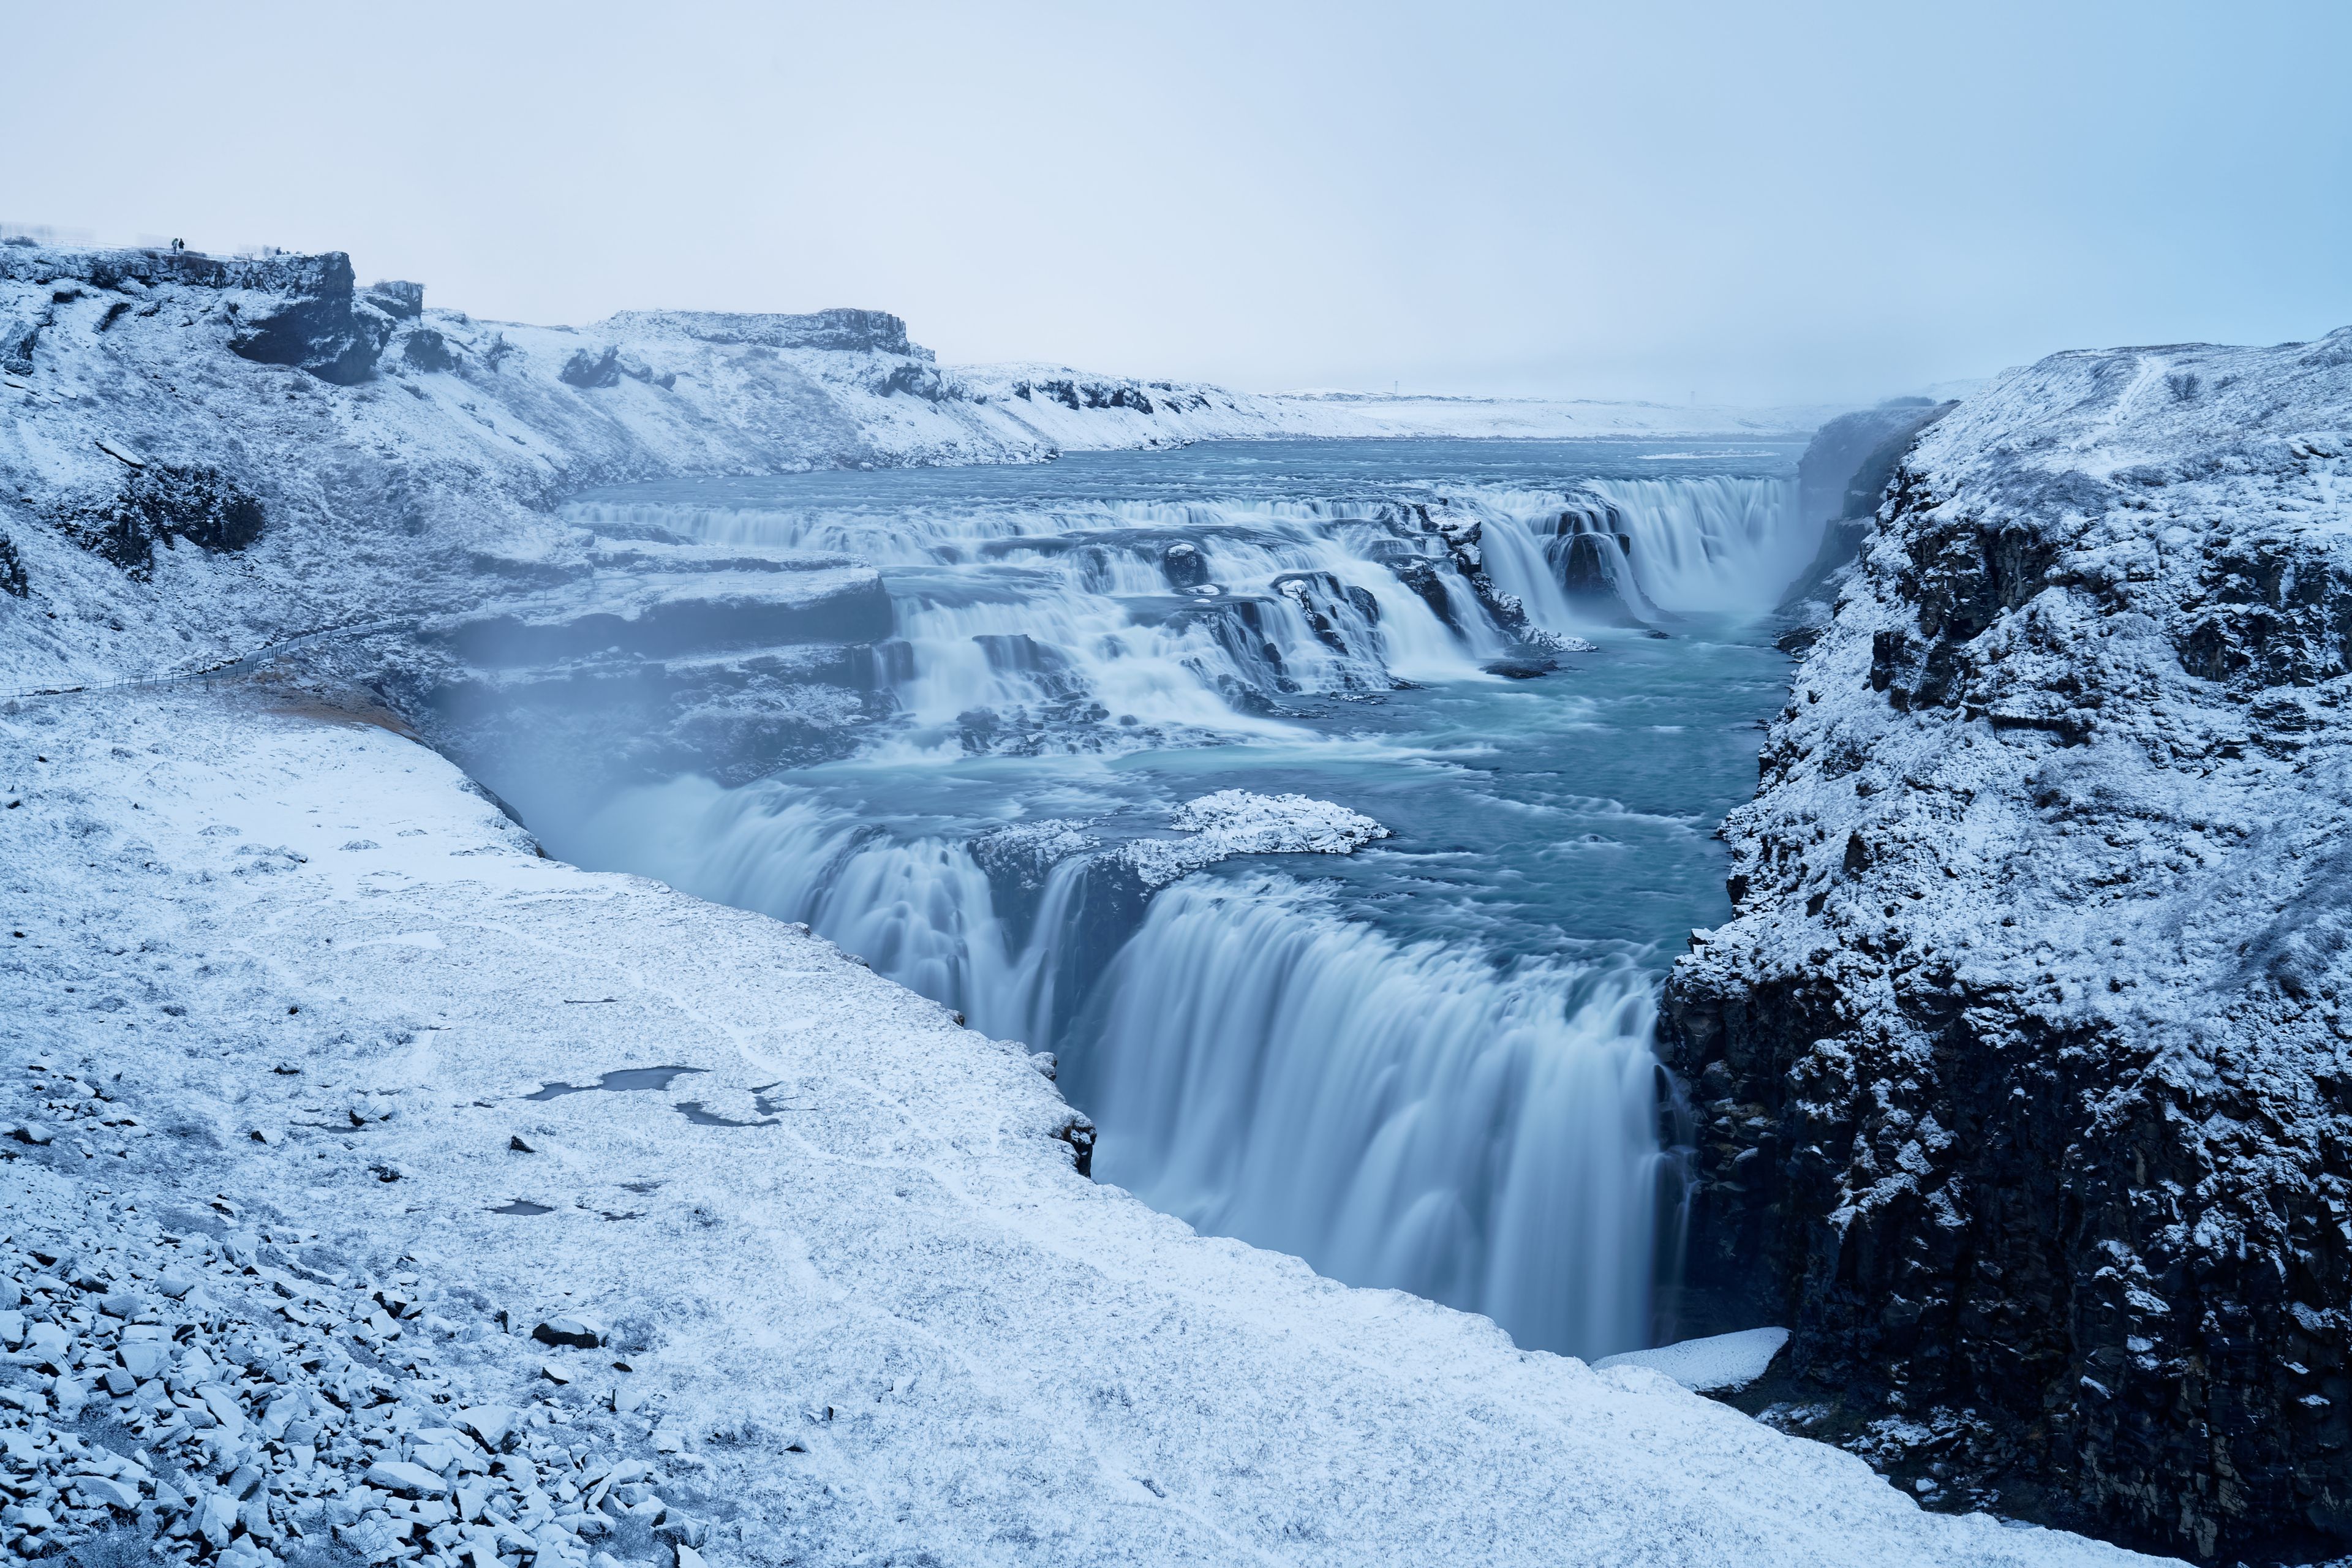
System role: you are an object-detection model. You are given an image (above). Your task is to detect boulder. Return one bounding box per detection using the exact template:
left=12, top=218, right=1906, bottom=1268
left=365, top=1460, right=452, bottom=1498
left=560, top=347, right=622, bottom=390
left=226, top=251, right=393, bottom=385
left=532, top=1315, right=605, bottom=1349
left=402, top=328, right=461, bottom=374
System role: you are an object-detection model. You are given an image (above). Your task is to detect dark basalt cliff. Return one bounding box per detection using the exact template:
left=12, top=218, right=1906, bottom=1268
left=1662, top=331, right=2352, bottom=1561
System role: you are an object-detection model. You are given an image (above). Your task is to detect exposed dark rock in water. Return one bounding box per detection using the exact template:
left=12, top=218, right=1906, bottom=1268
left=1387, top=557, right=1461, bottom=631
left=1162, top=540, right=1208, bottom=589
left=55, top=464, right=265, bottom=579
left=1662, top=331, right=2352, bottom=1562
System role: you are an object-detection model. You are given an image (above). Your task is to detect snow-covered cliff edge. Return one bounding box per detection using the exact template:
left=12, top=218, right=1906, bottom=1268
left=1664, top=329, right=2352, bottom=1560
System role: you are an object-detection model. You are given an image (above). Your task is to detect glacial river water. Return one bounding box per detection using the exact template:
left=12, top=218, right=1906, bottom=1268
left=541, top=438, right=1810, bottom=1359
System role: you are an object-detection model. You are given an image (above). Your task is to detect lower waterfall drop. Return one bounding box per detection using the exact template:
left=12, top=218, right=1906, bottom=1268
left=1073, top=875, right=1668, bottom=1357
left=519, top=439, right=1815, bottom=1365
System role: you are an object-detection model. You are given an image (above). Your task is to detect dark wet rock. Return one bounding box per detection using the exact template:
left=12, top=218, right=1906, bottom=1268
left=54, top=464, right=265, bottom=580
left=1162, top=541, right=1208, bottom=589
left=1482, top=657, right=1555, bottom=679
left=1386, top=557, right=1462, bottom=632
left=401, top=327, right=459, bottom=373
left=560, top=345, right=622, bottom=390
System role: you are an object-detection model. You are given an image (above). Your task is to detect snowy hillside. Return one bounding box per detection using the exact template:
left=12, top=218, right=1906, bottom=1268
left=943, top=364, right=1836, bottom=450
left=1665, top=328, right=2352, bottom=1560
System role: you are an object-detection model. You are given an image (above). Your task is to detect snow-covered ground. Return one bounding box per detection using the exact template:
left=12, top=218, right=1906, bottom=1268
left=941, top=365, right=1836, bottom=450
left=0, top=688, right=2155, bottom=1567
left=0, top=241, right=2184, bottom=1564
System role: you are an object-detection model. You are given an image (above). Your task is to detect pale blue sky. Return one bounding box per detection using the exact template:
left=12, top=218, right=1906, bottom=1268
left=10, top=1, right=2347, bottom=402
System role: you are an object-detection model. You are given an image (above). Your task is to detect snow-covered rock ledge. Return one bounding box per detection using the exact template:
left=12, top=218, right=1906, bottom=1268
left=0, top=687, right=2149, bottom=1567
left=1664, top=328, right=2352, bottom=1561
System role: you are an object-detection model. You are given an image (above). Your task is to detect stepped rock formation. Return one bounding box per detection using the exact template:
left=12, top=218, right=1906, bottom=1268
left=1664, top=330, right=2352, bottom=1560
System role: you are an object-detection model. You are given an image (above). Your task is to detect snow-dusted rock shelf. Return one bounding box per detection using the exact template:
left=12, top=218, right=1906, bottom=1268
left=1119, top=790, right=1391, bottom=888
left=1665, top=329, right=2352, bottom=1560
left=0, top=688, right=2152, bottom=1566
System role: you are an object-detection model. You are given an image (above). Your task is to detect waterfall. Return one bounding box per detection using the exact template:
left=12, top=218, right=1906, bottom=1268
left=1072, top=875, right=1667, bottom=1357
left=1463, top=476, right=1809, bottom=630
left=538, top=456, right=1801, bottom=1363
left=561, top=776, right=1670, bottom=1359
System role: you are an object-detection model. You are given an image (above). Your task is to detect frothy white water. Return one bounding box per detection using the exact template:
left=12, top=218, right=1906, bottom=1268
left=1588, top=476, right=1811, bottom=614
left=546, top=470, right=1797, bottom=1361
left=565, top=777, right=1082, bottom=1050
left=1078, top=876, right=1666, bottom=1358
left=565, top=775, right=1667, bottom=1359
left=1463, top=476, right=1808, bottom=630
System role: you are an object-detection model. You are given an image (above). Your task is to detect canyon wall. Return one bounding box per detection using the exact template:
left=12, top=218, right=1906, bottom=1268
left=1664, top=330, right=2352, bottom=1560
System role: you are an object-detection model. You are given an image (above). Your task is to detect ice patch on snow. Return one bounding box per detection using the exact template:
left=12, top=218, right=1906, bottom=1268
left=1594, top=1326, right=1790, bottom=1392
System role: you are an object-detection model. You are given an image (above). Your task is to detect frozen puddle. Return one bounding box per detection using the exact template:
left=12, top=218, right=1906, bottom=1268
left=673, top=1101, right=779, bottom=1129
left=520, top=1065, right=783, bottom=1130
left=522, top=1066, right=705, bottom=1099
left=489, top=1200, right=555, bottom=1216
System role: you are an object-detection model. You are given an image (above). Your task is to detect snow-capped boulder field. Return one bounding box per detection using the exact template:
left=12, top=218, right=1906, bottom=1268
left=1665, top=330, right=2352, bottom=1561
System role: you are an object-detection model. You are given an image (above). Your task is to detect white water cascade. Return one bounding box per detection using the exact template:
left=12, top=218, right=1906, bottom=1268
left=1461, top=475, right=1807, bottom=627
left=1078, top=876, right=1672, bottom=1356
left=545, top=462, right=1815, bottom=1360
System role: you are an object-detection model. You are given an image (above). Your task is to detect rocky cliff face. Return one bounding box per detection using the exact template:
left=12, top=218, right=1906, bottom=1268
left=1662, top=330, right=2352, bottom=1561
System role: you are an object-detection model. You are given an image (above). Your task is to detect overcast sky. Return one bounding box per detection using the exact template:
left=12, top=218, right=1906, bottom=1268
left=9, top=1, right=2347, bottom=402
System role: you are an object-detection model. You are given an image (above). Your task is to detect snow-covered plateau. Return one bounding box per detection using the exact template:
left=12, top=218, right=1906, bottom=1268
left=0, top=238, right=2297, bottom=1567
left=1666, top=330, right=2352, bottom=1562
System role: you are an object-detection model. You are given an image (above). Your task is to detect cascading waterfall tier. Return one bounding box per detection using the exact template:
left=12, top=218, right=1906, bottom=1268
left=536, top=445, right=1814, bottom=1360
